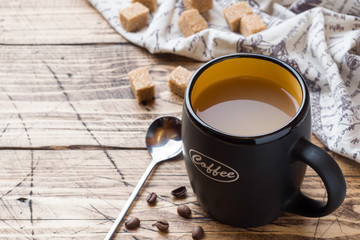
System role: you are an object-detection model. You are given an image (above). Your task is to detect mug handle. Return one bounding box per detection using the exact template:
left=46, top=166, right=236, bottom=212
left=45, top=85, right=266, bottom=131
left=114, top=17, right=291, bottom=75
left=286, top=138, right=346, bottom=217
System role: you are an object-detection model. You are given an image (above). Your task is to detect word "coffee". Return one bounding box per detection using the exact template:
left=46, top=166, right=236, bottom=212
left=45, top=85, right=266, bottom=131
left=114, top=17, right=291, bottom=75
left=190, top=149, right=239, bottom=183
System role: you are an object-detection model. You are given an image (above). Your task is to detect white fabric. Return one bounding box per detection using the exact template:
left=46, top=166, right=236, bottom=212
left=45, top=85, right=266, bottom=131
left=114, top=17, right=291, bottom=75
left=89, top=0, right=360, bottom=162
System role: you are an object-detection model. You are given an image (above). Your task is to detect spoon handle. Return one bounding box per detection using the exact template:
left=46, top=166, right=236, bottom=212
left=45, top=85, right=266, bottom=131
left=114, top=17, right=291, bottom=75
left=104, top=160, right=157, bottom=240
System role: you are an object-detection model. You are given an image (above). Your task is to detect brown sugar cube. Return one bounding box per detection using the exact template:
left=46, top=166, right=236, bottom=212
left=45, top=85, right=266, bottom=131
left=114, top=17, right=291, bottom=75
left=223, top=2, right=253, bottom=32
left=178, top=9, right=207, bottom=37
left=119, top=2, right=149, bottom=32
left=128, top=67, right=155, bottom=103
left=132, top=0, right=157, bottom=12
left=168, top=66, right=192, bottom=97
left=183, top=0, right=213, bottom=13
left=240, top=13, right=266, bottom=36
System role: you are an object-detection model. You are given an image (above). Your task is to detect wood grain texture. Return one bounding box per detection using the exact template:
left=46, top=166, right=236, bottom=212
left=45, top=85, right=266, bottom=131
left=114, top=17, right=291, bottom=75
left=0, top=44, right=199, bottom=148
left=0, top=0, right=357, bottom=239
left=0, top=149, right=359, bottom=239
left=0, top=0, right=125, bottom=44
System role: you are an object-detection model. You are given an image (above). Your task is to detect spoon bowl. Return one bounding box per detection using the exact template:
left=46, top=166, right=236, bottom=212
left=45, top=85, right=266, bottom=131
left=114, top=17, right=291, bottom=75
left=105, top=116, right=182, bottom=240
left=146, top=116, right=182, bottom=162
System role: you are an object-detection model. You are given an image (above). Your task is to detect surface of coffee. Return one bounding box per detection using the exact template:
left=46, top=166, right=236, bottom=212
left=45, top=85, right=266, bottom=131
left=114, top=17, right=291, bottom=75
left=192, top=76, right=300, bottom=136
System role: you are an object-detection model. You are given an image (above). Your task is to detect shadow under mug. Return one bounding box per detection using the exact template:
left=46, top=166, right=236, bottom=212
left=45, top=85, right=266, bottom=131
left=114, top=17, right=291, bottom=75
left=181, top=53, right=346, bottom=228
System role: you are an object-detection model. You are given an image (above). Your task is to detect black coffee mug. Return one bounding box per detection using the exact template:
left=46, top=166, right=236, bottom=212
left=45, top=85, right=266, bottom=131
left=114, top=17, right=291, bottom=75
left=182, top=53, right=346, bottom=227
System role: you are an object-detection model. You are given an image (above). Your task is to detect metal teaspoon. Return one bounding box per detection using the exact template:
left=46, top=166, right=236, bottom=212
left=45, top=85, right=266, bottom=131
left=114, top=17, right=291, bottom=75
left=105, top=116, right=182, bottom=240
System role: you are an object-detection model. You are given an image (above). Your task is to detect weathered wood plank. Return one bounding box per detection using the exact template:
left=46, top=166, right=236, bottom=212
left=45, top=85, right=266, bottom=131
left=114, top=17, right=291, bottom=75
left=0, top=150, right=358, bottom=239
left=0, top=0, right=125, bottom=44
left=0, top=44, right=200, bottom=148
left=0, top=1, right=357, bottom=239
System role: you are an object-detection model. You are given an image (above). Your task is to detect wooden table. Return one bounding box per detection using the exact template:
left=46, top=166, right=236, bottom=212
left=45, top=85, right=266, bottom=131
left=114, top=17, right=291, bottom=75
left=1, top=1, right=359, bottom=239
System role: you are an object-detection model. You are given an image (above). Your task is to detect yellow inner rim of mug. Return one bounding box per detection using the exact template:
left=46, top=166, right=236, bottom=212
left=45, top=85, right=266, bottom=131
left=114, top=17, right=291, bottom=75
left=191, top=57, right=303, bottom=106
left=190, top=57, right=303, bottom=133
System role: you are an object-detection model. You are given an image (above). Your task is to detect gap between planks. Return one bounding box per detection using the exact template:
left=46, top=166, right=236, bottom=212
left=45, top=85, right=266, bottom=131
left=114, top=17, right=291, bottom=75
left=0, top=42, right=130, bottom=46
left=0, top=145, right=146, bottom=151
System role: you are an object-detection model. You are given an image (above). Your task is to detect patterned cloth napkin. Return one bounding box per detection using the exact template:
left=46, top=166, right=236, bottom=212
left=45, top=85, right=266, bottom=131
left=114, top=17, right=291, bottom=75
left=89, top=0, right=360, bottom=163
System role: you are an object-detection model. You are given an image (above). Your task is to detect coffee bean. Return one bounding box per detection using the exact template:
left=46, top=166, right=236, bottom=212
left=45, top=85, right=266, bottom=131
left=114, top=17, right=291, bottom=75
left=192, top=226, right=204, bottom=239
left=155, top=219, right=169, bottom=232
left=171, top=186, right=187, bottom=198
left=177, top=204, right=191, bottom=218
left=125, top=217, right=140, bottom=230
left=146, top=192, right=157, bottom=205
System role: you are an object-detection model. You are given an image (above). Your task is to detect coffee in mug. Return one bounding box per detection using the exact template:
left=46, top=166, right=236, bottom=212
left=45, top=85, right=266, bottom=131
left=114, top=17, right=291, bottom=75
left=192, top=75, right=300, bottom=136
left=181, top=53, right=346, bottom=227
